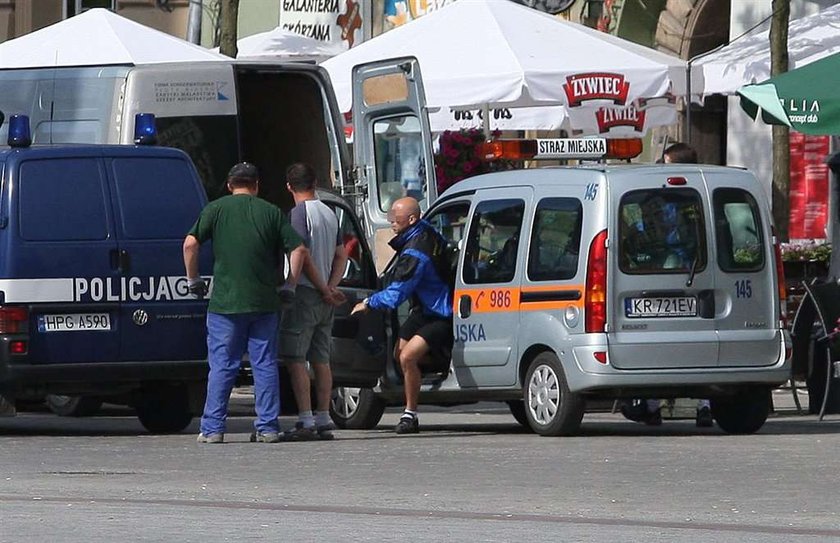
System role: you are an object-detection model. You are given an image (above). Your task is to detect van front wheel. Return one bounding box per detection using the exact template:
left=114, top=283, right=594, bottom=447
left=523, top=352, right=585, bottom=436
left=711, top=387, right=771, bottom=434
left=330, top=387, right=386, bottom=429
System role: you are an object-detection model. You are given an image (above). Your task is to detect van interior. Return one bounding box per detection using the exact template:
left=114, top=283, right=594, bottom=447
left=236, top=68, right=337, bottom=211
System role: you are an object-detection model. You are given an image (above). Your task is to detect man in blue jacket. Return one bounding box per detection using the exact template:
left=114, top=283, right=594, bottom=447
left=351, top=197, right=453, bottom=434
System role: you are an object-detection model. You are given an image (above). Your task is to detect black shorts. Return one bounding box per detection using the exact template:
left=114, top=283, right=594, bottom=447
left=399, top=311, right=453, bottom=356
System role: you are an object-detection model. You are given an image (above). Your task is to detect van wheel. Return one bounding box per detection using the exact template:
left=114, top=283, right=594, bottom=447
left=524, top=352, right=585, bottom=436
left=711, top=387, right=771, bottom=434
left=46, top=395, right=103, bottom=417
left=136, top=386, right=193, bottom=434
left=505, top=400, right=532, bottom=431
left=330, top=387, right=386, bottom=429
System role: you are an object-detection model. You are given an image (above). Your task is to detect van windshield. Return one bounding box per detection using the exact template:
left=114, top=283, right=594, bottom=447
left=618, top=189, right=707, bottom=274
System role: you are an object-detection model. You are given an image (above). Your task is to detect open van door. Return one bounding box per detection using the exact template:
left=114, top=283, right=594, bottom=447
left=351, top=57, right=435, bottom=271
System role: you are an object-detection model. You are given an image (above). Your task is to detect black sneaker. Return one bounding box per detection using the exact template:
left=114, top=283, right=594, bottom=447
left=395, top=415, right=419, bottom=434
left=645, top=408, right=662, bottom=426
left=620, top=400, right=648, bottom=423
left=284, top=421, right=317, bottom=441
left=316, top=421, right=336, bottom=441
left=621, top=400, right=662, bottom=426
left=696, top=406, right=714, bottom=427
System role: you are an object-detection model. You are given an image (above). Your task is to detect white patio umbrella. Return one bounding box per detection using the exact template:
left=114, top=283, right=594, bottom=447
left=322, top=0, right=685, bottom=133
left=0, top=8, right=226, bottom=67
left=226, top=26, right=345, bottom=61
left=694, top=3, right=840, bottom=98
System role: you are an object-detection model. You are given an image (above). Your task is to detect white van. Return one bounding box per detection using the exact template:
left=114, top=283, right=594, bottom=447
left=328, top=147, right=793, bottom=436
left=0, top=58, right=436, bottom=268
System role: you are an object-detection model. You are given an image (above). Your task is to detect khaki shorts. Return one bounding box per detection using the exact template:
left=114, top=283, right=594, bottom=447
left=279, top=286, right=334, bottom=365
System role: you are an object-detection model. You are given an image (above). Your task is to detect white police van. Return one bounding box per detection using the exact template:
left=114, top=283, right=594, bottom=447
left=0, top=115, right=212, bottom=432
left=329, top=138, right=792, bottom=436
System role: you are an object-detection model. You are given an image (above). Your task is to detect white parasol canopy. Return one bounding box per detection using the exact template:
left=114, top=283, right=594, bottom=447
left=694, top=3, right=840, bottom=98
left=223, top=26, right=345, bottom=61
left=323, top=0, right=685, bottom=133
left=0, top=8, right=227, bottom=68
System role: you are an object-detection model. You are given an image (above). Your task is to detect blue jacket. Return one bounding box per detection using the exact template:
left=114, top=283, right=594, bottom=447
left=368, top=220, right=453, bottom=318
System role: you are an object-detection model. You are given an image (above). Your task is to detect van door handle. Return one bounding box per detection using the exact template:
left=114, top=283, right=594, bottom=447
left=458, top=294, right=472, bottom=318
left=110, top=250, right=131, bottom=274
left=698, top=289, right=715, bottom=318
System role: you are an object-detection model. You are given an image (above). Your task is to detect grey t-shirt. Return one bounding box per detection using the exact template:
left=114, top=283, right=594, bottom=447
left=290, top=198, right=341, bottom=289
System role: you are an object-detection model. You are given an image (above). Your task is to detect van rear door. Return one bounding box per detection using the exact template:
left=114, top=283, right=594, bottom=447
left=351, top=57, right=435, bottom=271
left=106, top=152, right=210, bottom=363
left=608, top=172, right=718, bottom=370
left=705, top=170, right=781, bottom=367
left=9, top=154, right=120, bottom=363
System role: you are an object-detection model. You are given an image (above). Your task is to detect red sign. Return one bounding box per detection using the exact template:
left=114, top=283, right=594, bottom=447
left=595, top=106, right=645, bottom=133
left=788, top=132, right=829, bottom=239
left=562, top=72, right=630, bottom=107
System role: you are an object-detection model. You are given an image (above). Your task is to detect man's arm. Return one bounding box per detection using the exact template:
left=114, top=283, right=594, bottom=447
left=351, top=251, right=423, bottom=314
left=301, top=249, right=335, bottom=299
left=328, top=243, right=349, bottom=289
left=286, top=245, right=309, bottom=289
left=183, top=235, right=201, bottom=279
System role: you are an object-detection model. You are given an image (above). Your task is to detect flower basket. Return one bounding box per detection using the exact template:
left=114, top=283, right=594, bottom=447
left=434, top=129, right=520, bottom=194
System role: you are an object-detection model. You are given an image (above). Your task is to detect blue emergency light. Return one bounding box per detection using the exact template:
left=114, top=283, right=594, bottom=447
left=134, top=113, right=157, bottom=145
left=8, top=115, right=31, bottom=148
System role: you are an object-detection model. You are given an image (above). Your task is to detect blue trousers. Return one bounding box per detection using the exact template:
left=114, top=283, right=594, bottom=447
left=201, top=312, right=280, bottom=435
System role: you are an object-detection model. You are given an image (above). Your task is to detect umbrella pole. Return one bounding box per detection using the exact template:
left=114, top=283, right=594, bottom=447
left=483, top=103, right=491, bottom=140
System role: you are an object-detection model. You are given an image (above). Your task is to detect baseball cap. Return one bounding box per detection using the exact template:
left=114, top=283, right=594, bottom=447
left=227, top=162, right=259, bottom=181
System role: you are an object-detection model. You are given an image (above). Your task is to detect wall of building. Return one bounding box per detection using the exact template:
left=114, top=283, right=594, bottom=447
left=726, top=0, right=835, bottom=199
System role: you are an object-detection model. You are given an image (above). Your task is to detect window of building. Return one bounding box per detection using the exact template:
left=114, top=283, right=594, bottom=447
left=66, top=0, right=115, bottom=17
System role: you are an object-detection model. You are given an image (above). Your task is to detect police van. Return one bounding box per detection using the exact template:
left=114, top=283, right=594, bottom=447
left=329, top=138, right=792, bottom=436
left=0, top=115, right=212, bottom=432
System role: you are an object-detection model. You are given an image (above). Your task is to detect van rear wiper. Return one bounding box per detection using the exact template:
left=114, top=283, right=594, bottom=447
left=686, top=252, right=699, bottom=287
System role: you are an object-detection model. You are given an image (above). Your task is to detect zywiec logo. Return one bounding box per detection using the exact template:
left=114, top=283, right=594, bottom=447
left=595, top=106, right=646, bottom=133
left=563, top=73, right=630, bottom=107
left=337, top=0, right=362, bottom=47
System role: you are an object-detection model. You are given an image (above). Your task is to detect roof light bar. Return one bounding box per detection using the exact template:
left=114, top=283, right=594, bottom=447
left=479, top=137, right=642, bottom=161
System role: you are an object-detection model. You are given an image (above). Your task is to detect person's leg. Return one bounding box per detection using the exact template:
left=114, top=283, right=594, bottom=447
left=398, top=334, right=430, bottom=412
left=696, top=398, right=713, bottom=427
left=279, top=287, right=317, bottom=431
left=287, top=362, right=312, bottom=417
left=247, top=312, right=281, bottom=434
left=200, top=312, right=248, bottom=437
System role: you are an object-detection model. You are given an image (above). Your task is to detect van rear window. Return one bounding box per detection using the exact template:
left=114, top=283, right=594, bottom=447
left=713, top=188, right=765, bottom=272
left=618, top=189, right=706, bottom=274
left=111, top=157, right=204, bottom=240
left=18, top=158, right=109, bottom=241
left=528, top=198, right=582, bottom=281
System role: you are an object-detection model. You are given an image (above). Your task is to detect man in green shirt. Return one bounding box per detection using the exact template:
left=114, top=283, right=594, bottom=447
left=183, top=162, right=305, bottom=444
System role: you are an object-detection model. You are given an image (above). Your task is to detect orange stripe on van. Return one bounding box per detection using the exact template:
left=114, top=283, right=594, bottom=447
left=454, top=285, right=584, bottom=313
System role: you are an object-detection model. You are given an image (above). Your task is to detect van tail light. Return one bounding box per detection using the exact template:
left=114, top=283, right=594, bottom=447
left=771, top=228, right=788, bottom=328
left=585, top=229, right=608, bottom=333
left=0, top=306, right=28, bottom=334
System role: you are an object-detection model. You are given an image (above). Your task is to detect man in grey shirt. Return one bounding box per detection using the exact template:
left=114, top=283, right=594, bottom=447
left=280, top=163, right=348, bottom=440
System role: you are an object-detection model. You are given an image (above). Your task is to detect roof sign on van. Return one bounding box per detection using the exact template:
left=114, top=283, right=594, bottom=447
left=480, top=137, right=642, bottom=161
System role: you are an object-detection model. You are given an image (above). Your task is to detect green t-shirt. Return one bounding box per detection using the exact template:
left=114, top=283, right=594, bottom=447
left=188, top=194, right=302, bottom=314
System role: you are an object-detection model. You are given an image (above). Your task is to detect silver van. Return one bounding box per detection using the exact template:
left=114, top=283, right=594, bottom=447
left=329, top=161, right=792, bottom=436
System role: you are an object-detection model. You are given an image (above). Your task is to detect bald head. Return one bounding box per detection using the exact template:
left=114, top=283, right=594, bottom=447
left=388, top=197, right=421, bottom=235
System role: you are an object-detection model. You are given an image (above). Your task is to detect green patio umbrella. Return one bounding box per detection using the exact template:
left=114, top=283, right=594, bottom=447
left=738, top=51, right=840, bottom=135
